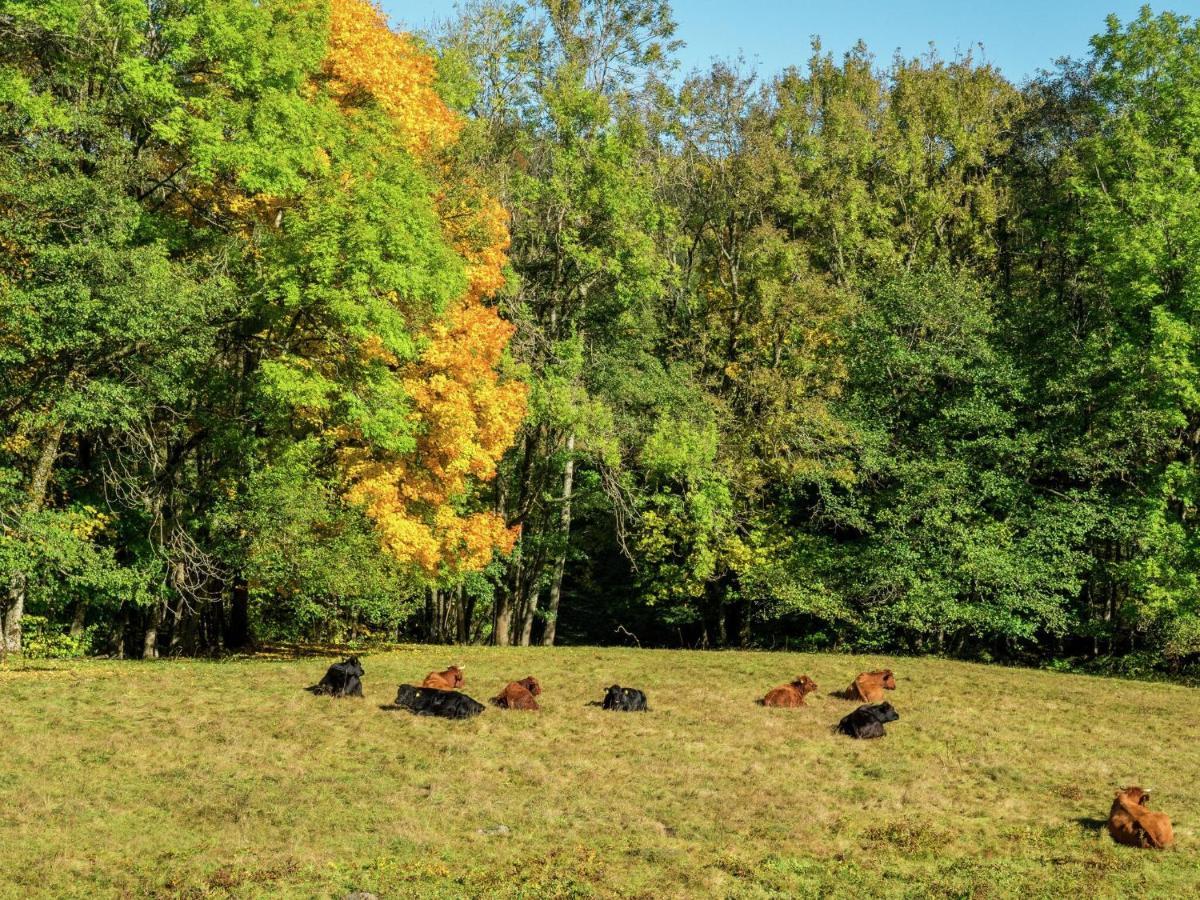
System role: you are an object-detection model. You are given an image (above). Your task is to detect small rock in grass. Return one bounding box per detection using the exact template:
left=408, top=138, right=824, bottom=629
left=476, top=824, right=511, bottom=836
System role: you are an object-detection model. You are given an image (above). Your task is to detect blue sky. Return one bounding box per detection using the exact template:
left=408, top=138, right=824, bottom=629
left=379, top=1, right=1175, bottom=82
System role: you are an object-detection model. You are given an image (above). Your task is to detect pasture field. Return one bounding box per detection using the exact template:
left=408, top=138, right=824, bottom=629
left=1, top=647, right=1198, bottom=899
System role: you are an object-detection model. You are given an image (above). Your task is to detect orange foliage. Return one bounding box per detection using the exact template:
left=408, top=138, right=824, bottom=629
left=325, top=0, right=461, bottom=155
left=344, top=297, right=527, bottom=575
left=439, top=189, right=511, bottom=304
left=329, top=0, right=526, bottom=577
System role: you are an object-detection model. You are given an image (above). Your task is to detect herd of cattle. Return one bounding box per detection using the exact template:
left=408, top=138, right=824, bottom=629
left=306, top=656, right=1175, bottom=850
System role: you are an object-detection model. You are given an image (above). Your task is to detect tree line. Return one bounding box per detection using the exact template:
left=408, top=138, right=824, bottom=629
left=2, top=1, right=1198, bottom=676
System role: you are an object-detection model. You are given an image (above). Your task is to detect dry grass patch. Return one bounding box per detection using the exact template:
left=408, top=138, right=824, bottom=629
left=0, top=648, right=1197, bottom=898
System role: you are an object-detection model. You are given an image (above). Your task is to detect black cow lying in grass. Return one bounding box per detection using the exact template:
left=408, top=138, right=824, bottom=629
left=836, top=702, right=899, bottom=739
left=306, top=656, right=364, bottom=697
left=390, top=684, right=484, bottom=719
left=598, top=684, right=649, bottom=712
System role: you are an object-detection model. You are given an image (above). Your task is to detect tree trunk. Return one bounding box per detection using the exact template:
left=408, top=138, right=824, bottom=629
left=494, top=583, right=514, bottom=646
left=167, top=599, right=183, bottom=655
left=115, top=605, right=128, bottom=659
left=519, top=589, right=540, bottom=646
left=542, top=433, right=575, bottom=646
left=70, top=602, right=88, bottom=639
left=143, top=601, right=162, bottom=660
left=455, top=585, right=468, bottom=644
left=3, top=419, right=66, bottom=655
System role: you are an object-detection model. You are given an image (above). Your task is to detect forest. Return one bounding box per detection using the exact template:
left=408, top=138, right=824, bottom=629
left=1, top=0, right=1198, bottom=675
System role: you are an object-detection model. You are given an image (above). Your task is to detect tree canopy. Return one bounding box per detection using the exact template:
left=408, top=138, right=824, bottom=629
left=3, top=1, right=1199, bottom=677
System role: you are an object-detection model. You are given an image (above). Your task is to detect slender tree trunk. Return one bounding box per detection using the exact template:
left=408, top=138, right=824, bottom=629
left=494, top=580, right=515, bottom=646
left=440, top=588, right=453, bottom=642
left=495, top=544, right=528, bottom=648
left=519, top=589, right=540, bottom=646
left=464, top=590, right=478, bottom=644
left=455, top=585, right=468, bottom=644
left=143, top=601, right=162, bottom=659
left=3, top=419, right=66, bottom=655
left=542, top=433, right=575, bottom=646
left=167, top=599, right=182, bottom=655
left=115, top=605, right=128, bottom=659
left=495, top=426, right=544, bottom=646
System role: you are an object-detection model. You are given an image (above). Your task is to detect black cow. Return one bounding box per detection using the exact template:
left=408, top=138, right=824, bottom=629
left=836, top=702, right=899, bottom=739
left=391, top=683, right=484, bottom=719
left=599, top=684, right=649, bottom=712
left=307, top=656, right=364, bottom=697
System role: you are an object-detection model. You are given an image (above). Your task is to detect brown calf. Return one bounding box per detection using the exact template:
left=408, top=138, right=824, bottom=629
left=491, top=676, right=542, bottom=710
left=761, top=675, right=819, bottom=708
left=839, top=669, right=896, bottom=702
left=421, top=664, right=465, bottom=690
left=1108, top=787, right=1174, bottom=849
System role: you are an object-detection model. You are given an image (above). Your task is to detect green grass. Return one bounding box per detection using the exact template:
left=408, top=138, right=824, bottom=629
left=1, top=647, right=1197, bottom=898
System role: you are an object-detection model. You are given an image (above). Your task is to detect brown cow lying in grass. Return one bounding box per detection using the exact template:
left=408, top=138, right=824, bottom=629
left=837, top=669, right=896, bottom=702
left=761, top=675, right=818, bottom=707
left=491, top=676, right=542, bottom=710
left=421, top=665, right=465, bottom=691
left=1108, top=787, right=1174, bottom=849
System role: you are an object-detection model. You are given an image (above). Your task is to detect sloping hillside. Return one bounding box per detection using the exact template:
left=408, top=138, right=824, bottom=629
left=1, top=648, right=1196, bottom=897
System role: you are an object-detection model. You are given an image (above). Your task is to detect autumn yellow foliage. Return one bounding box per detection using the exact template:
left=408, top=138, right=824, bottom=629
left=331, top=0, right=526, bottom=577
left=344, top=295, right=527, bottom=575
left=325, top=0, right=461, bottom=155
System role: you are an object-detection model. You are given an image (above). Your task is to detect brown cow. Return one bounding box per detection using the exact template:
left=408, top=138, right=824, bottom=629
left=838, top=669, right=896, bottom=702
left=761, top=675, right=819, bottom=708
left=421, top=664, right=465, bottom=691
left=1108, top=787, right=1174, bottom=849
left=491, top=675, right=542, bottom=710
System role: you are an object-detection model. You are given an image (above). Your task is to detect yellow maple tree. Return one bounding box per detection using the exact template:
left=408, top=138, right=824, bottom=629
left=331, top=0, right=527, bottom=576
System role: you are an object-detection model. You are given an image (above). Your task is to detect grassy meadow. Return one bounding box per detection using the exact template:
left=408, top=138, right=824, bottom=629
left=1, top=647, right=1197, bottom=898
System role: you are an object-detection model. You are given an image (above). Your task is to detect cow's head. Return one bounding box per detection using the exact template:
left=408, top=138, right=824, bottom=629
left=345, top=656, right=364, bottom=676
left=791, top=675, right=818, bottom=696
left=446, top=664, right=465, bottom=687
left=1118, top=787, right=1150, bottom=807
left=868, top=702, right=899, bottom=724
left=518, top=676, right=542, bottom=696
left=394, top=684, right=421, bottom=705
left=875, top=669, right=896, bottom=690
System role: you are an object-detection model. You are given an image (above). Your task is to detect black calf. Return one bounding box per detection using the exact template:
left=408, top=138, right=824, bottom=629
left=836, top=702, right=899, bottom=739
left=600, top=684, right=649, bottom=712
left=307, top=656, right=364, bottom=697
left=391, top=683, right=484, bottom=719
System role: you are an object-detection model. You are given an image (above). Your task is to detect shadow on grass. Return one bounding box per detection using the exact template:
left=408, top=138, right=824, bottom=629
left=1075, top=816, right=1109, bottom=832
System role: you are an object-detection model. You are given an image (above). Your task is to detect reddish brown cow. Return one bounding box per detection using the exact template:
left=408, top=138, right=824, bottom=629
left=421, top=664, right=465, bottom=691
left=491, top=675, right=542, bottom=710
left=761, top=675, right=819, bottom=708
left=1108, top=787, right=1174, bottom=849
left=838, top=669, right=896, bottom=702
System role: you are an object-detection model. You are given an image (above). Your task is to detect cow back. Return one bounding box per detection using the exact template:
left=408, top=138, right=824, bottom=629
left=762, top=685, right=804, bottom=707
